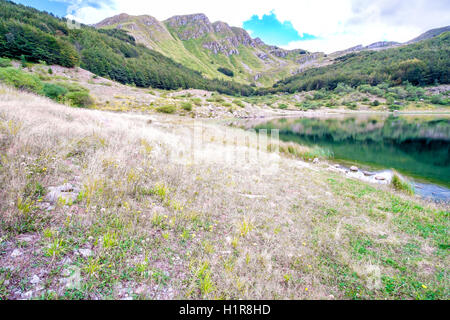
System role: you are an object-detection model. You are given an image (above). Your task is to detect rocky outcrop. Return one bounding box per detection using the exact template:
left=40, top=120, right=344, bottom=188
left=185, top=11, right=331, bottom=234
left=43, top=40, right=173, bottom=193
left=202, top=41, right=239, bottom=56
left=94, top=13, right=131, bottom=27
left=212, top=21, right=234, bottom=36
left=296, top=53, right=320, bottom=64
left=230, top=27, right=256, bottom=47
left=256, top=52, right=269, bottom=60
left=94, top=12, right=312, bottom=82
left=165, top=16, right=259, bottom=56
left=164, top=13, right=214, bottom=40
left=269, top=47, right=289, bottom=58
left=365, top=41, right=400, bottom=50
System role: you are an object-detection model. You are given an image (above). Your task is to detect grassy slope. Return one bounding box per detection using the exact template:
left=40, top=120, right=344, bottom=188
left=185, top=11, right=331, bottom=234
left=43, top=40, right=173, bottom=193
left=98, top=18, right=304, bottom=86
left=0, top=86, right=448, bottom=300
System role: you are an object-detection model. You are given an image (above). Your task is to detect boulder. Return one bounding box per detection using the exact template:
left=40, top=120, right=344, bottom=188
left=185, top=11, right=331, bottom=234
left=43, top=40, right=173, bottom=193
left=350, top=166, right=359, bottom=172
left=11, top=249, right=22, bottom=258
left=45, top=183, right=80, bottom=205
left=30, top=275, right=40, bottom=285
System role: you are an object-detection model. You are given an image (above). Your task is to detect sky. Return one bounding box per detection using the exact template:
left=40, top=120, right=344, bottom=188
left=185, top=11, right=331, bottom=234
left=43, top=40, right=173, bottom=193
left=12, top=0, right=450, bottom=53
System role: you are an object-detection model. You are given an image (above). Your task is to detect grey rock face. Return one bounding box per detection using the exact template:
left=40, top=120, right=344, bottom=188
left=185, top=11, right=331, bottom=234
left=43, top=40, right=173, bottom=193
left=268, top=46, right=289, bottom=58
left=165, top=13, right=214, bottom=40
left=202, top=41, right=239, bottom=56
left=256, top=52, right=269, bottom=60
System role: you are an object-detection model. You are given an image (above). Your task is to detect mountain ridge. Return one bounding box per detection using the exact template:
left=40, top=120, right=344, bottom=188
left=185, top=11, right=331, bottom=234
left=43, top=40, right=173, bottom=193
left=95, top=12, right=450, bottom=87
left=95, top=13, right=318, bottom=86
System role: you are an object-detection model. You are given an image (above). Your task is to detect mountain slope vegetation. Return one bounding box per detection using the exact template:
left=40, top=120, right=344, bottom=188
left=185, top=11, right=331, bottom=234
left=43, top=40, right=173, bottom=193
left=0, top=0, right=449, bottom=99
left=0, top=0, right=254, bottom=96
left=95, top=13, right=315, bottom=86
left=263, top=32, right=450, bottom=94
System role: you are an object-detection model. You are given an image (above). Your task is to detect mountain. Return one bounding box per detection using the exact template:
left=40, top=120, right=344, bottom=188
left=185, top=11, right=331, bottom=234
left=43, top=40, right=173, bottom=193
left=331, top=25, right=450, bottom=57
left=0, top=0, right=254, bottom=95
left=407, top=25, right=450, bottom=44
left=331, top=41, right=401, bottom=57
left=265, top=31, right=450, bottom=94
left=95, top=13, right=319, bottom=86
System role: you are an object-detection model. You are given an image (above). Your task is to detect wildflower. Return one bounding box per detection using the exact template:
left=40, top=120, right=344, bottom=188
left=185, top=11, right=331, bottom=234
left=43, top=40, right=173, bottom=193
left=305, top=288, right=308, bottom=291
left=422, top=285, right=427, bottom=289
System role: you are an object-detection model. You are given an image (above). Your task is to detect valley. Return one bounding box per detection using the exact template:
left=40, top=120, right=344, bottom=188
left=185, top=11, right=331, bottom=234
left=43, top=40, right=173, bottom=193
left=0, top=0, right=448, bottom=301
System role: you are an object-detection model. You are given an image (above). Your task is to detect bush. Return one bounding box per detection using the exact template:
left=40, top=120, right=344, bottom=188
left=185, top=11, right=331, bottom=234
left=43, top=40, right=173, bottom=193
left=278, top=104, right=289, bottom=109
left=156, top=105, right=176, bottom=114
left=41, top=83, right=68, bottom=100
left=313, top=90, right=328, bottom=100
left=233, top=99, right=245, bottom=108
left=217, top=67, right=234, bottom=77
left=0, top=67, right=42, bottom=92
left=65, top=91, right=94, bottom=108
left=213, top=95, right=225, bottom=103
left=191, top=98, right=202, bottom=106
left=334, top=83, right=354, bottom=94
left=181, top=102, right=193, bottom=111
left=0, top=57, right=12, bottom=67
left=430, top=94, right=447, bottom=105
left=372, top=100, right=380, bottom=106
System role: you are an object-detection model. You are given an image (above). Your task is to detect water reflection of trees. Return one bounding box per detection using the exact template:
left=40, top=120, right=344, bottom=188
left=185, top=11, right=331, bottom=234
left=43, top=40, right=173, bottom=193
left=254, top=116, right=450, bottom=187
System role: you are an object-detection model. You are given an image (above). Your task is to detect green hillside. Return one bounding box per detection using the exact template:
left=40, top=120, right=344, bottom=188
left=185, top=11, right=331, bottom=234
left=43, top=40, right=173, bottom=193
left=263, top=32, right=450, bottom=94
left=0, top=0, right=254, bottom=96
left=95, top=13, right=314, bottom=86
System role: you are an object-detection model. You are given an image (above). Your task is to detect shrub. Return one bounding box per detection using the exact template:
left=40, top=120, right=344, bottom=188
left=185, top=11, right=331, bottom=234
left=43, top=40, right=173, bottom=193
left=41, top=83, right=68, bottom=100
left=278, top=104, right=289, bottom=109
left=65, top=91, right=94, bottom=108
left=334, top=83, right=354, bottom=94
left=213, top=96, right=225, bottom=103
left=217, top=67, right=234, bottom=77
left=181, top=102, right=193, bottom=111
left=156, top=105, right=176, bottom=114
left=233, top=99, right=245, bottom=108
left=0, top=67, right=42, bottom=92
left=371, top=100, right=380, bottom=106
left=430, top=95, right=447, bottom=105
left=0, top=57, right=12, bottom=67
left=348, top=103, right=358, bottom=110
left=191, top=98, right=202, bottom=106
left=313, top=90, right=328, bottom=100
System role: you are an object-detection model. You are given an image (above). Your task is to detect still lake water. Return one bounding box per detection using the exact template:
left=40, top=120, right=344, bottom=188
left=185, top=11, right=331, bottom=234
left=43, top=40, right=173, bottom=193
left=246, top=113, right=450, bottom=202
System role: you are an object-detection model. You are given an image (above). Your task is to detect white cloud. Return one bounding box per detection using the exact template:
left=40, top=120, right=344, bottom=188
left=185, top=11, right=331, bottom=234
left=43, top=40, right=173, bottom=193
left=65, top=0, right=450, bottom=53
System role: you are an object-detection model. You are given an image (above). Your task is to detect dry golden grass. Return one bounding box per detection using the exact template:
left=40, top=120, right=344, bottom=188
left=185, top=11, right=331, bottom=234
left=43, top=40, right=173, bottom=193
left=0, top=86, right=448, bottom=300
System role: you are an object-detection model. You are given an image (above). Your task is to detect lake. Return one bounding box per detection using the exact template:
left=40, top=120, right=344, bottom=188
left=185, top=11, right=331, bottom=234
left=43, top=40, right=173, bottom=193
left=243, top=113, right=450, bottom=202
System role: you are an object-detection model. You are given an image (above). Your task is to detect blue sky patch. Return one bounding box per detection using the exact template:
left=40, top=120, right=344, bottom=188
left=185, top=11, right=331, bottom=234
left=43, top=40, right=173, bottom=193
left=12, top=0, right=70, bottom=17
left=243, top=12, right=317, bottom=46
left=12, top=0, right=112, bottom=18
